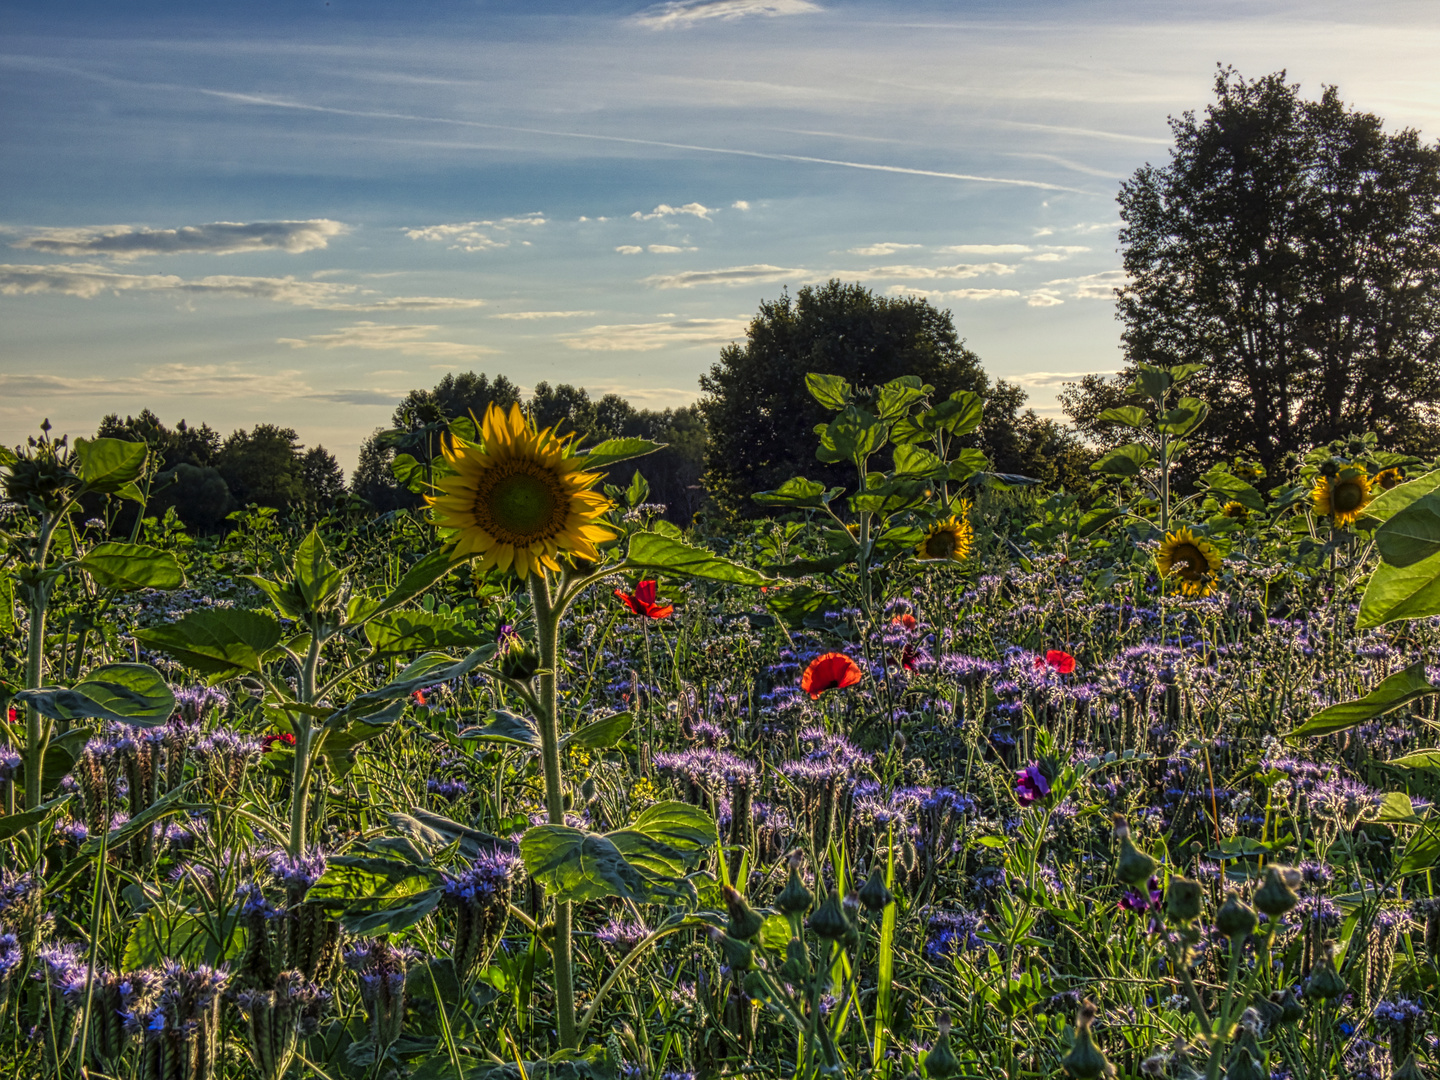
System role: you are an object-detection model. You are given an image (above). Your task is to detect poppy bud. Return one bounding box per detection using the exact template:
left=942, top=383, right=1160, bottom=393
left=1253, top=866, right=1301, bottom=918
left=711, top=928, right=754, bottom=972
left=742, top=970, right=769, bottom=1000
left=1062, top=1000, right=1114, bottom=1078
left=1250, top=994, right=1283, bottom=1031
left=1216, top=892, right=1257, bottom=939
left=1304, top=944, right=1347, bottom=1001
left=1274, top=986, right=1304, bottom=1026
left=1164, top=876, right=1203, bottom=924
left=580, top=777, right=597, bottom=805
left=779, top=937, right=810, bottom=985
left=924, top=1015, right=961, bottom=1079
left=1223, top=1048, right=1265, bottom=1080
left=807, top=891, right=851, bottom=941
left=722, top=885, right=766, bottom=941
left=858, top=867, right=894, bottom=912
left=776, top=859, right=814, bottom=916
left=1114, top=819, right=1160, bottom=889
left=891, top=731, right=907, bottom=755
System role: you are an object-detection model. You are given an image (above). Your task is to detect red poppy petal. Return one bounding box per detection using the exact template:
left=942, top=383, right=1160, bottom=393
left=636, top=580, right=658, bottom=605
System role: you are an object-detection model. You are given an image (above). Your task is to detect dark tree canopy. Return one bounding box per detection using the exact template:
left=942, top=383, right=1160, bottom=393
left=698, top=280, right=1023, bottom=516
left=1109, top=66, right=1440, bottom=467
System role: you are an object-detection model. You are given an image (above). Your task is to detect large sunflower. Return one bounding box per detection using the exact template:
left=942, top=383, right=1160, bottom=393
left=1311, top=468, right=1372, bottom=527
left=427, top=403, right=614, bottom=578
left=916, top=505, right=975, bottom=562
left=1155, top=527, right=1222, bottom=597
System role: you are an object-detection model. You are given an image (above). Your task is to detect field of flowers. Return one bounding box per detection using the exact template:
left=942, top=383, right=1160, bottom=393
left=4, top=365, right=1440, bottom=1079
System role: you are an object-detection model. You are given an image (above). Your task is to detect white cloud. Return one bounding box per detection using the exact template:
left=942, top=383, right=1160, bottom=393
left=1026, top=292, right=1065, bottom=307
left=1012, top=370, right=1119, bottom=387
left=490, top=310, right=595, bottom=320
left=615, top=245, right=645, bottom=255
left=1042, top=270, right=1128, bottom=299
left=642, top=264, right=805, bottom=289
left=647, top=244, right=697, bottom=253
left=853, top=262, right=1017, bottom=281
left=935, top=244, right=1033, bottom=255
left=631, top=203, right=715, bottom=221
left=11, top=220, right=349, bottom=261
left=278, top=322, right=498, bottom=360
left=731, top=200, right=751, bottom=211
left=562, top=316, right=749, bottom=352
left=848, top=242, right=922, bottom=257
left=633, top=0, right=821, bottom=28
left=1027, top=252, right=1066, bottom=262
left=888, top=286, right=1021, bottom=302
left=0, top=262, right=485, bottom=310
left=404, top=213, right=546, bottom=252
left=0, top=363, right=316, bottom=399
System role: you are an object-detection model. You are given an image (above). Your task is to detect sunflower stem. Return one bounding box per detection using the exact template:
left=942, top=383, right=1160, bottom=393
left=529, top=569, right=578, bottom=1050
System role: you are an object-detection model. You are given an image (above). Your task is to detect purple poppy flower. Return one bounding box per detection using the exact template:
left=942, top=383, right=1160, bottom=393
left=1015, top=762, right=1051, bottom=806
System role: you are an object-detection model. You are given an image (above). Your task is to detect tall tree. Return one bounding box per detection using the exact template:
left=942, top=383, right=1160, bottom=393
left=699, top=280, right=999, bottom=516
left=217, top=425, right=307, bottom=509
left=1111, top=67, right=1440, bottom=468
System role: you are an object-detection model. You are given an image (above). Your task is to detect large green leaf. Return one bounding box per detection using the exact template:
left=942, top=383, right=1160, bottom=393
left=329, top=646, right=496, bottom=725
left=947, top=448, right=990, bottom=482
left=1092, top=443, right=1153, bottom=477
left=308, top=853, right=443, bottom=936
left=1363, top=469, right=1440, bottom=525
left=626, top=533, right=772, bottom=586
left=1097, top=406, right=1148, bottom=428
left=1376, top=491, right=1440, bottom=568
left=1157, top=397, right=1209, bottom=436
left=815, top=405, right=885, bottom=467
left=464, top=709, right=542, bottom=750
left=16, top=663, right=175, bottom=726
left=875, top=376, right=928, bottom=420
left=1077, top=507, right=1122, bottom=537
left=73, top=436, right=147, bottom=496
left=0, top=794, right=73, bottom=842
left=1202, top=466, right=1266, bottom=512
left=751, top=477, right=843, bottom=508
left=562, top=711, right=633, bottom=750
left=890, top=391, right=983, bottom=443
left=295, top=528, right=347, bottom=611
left=76, top=542, right=184, bottom=591
left=365, top=610, right=485, bottom=654
left=891, top=443, right=947, bottom=480
left=805, top=372, right=852, bottom=411
left=575, top=438, right=664, bottom=471
left=607, top=801, right=717, bottom=880
left=1357, top=550, right=1440, bottom=628
left=125, top=901, right=246, bottom=967
left=354, top=548, right=460, bottom=626
left=521, top=827, right=653, bottom=903
left=765, top=583, right=839, bottom=628
left=1288, top=662, right=1439, bottom=739
left=134, top=608, right=282, bottom=681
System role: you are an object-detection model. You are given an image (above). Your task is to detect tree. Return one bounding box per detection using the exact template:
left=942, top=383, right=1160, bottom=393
left=1107, top=66, right=1440, bottom=469
left=698, top=280, right=1001, bottom=516
left=300, top=446, right=346, bottom=506
left=216, top=425, right=307, bottom=509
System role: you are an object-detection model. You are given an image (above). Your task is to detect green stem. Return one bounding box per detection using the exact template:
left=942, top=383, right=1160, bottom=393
left=529, top=571, right=578, bottom=1050
left=288, top=631, right=323, bottom=857
left=23, top=508, right=65, bottom=810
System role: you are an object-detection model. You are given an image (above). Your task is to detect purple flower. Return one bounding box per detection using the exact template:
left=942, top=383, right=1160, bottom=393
left=1015, top=762, right=1051, bottom=806
left=1119, top=877, right=1161, bottom=913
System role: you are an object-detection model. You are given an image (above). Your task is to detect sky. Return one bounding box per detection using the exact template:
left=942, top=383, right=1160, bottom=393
left=3, top=0, right=1439, bottom=474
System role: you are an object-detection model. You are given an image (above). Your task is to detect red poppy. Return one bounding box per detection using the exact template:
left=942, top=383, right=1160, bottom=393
left=800, top=652, right=864, bottom=700
left=5, top=706, right=17, bottom=725
left=262, top=732, right=297, bottom=753
left=614, top=579, right=673, bottom=619
left=1038, top=649, right=1077, bottom=675
left=891, top=613, right=918, bottom=630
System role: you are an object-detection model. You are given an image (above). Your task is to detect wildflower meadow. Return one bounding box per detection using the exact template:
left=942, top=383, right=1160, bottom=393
left=5, top=361, right=1440, bottom=1080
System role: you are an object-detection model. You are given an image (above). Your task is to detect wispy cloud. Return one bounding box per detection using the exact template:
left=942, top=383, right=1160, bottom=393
left=561, top=316, right=749, bottom=352
left=0, top=262, right=484, bottom=309
left=1012, top=370, right=1119, bottom=387
left=278, top=322, right=498, bottom=360
left=1027, top=270, right=1128, bottom=306
left=853, top=262, right=1017, bottom=281
left=847, top=243, right=922, bottom=257
left=618, top=244, right=698, bottom=254
left=11, top=220, right=349, bottom=261
left=731, top=200, right=751, bottom=211
left=633, top=0, right=822, bottom=29
left=631, top=203, right=715, bottom=221
left=0, top=363, right=314, bottom=399
left=642, top=264, right=806, bottom=289
left=889, top=286, right=1022, bottom=302
left=936, top=244, right=1033, bottom=255
left=490, top=310, right=595, bottom=320
left=404, top=214, right=546, bottom=252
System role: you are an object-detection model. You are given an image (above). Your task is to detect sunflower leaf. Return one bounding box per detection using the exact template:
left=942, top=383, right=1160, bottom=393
left=1361, top=469, right=1440, bottom=526
left=752, top=477, right=843, bottom=508
left=1358, top=550, right=1440, bottom=628
left=805, top=372, right=853, bottom=411
left=1288, top=661, right=1439, bottom=739
left=1201, top=466, right=1266, bottom=511
left=1093, top=443, right=1154, bottom=477
left=626, top=533, right=773, bottom=586
left=575, top=438, right=664, bottom=471
left=1376, top=491, right=1440, bottom=568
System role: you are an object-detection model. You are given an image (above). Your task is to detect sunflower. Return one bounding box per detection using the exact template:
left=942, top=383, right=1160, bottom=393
left=1373, top=467, right=1405, bottom=491
left=1155, top=527, right=1222, bottom=597
left=1311, top=468, right=1372, bottom=527
left=916, top=505, right=975, bottom=562
left=1221, top=501, right=1249, bottom=521
left=427, top=403, right=614, bottom=578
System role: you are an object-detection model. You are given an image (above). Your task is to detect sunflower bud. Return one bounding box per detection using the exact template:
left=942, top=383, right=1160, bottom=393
left=858, top=867, right=894, bottom=912
left=722, top=885, right=766, bottom=940
left=1114, top=818, right=1160, bottom=889
left=776, top=856, right=814, bottom=916
left=1164, top=876, right=1203, bottom=925
left=807, top=892, right=851, bottom=941
left=1253, top=866, right=1301, bottom=918
left=1063, top=1000, right=1114, bottom=1078
left=924, top=1014, right=961, bottom=1079
left=500, top=642, right=541, bottom=682
left=1216, top=892, right=1257, bottom=939
left=1304, top=943, right=1347, bottom=1001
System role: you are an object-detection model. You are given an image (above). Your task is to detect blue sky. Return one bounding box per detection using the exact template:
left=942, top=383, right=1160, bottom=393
left=3, top=0, right=1438, bottom=472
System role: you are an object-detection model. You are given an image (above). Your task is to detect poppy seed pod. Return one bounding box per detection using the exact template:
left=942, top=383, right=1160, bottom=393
left=1216, top=892, right=1257, bottom=939
left=1115, top=819, right=1160, bottom=889
left=1253, top=866, right=1301, bottom=918
left=924, top=1015, right=961, bottom=1079
left=776, top=857, right=814, bottom=917
left=722, top=885, right=766, bottom=941
left=858, top=866, right=894, bottom=912
left=807, top=891, right=851, bottom=941
left=1063, top=1000, right=1114, bottom=1079
left=1164, top=876, right=1204, bottom=924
